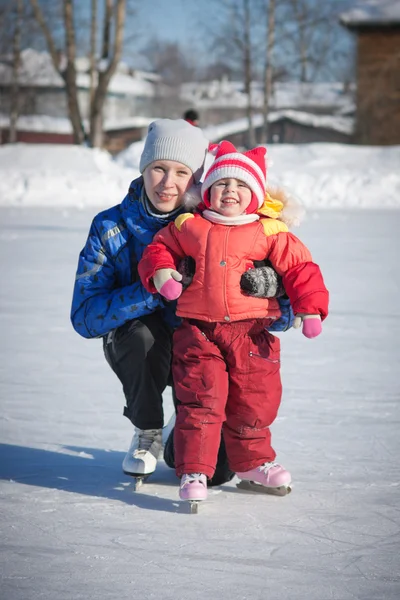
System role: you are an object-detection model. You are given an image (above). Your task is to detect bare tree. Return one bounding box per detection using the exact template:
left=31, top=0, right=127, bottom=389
left=262, top=0, right=275, bottom=143
left=29, top=0, right=126, bottom=147
left=89, top=0, right=125, bottom=147
left=141, top=39, right=196, bottom=86
left=9, top=0, right=23, bottom=143
left=89, top=0, right=97, bottom=113
left=102, top=0, right=113, bottom=59
left=204, top=0, right=260, bottom=147
left=243, top=0, right=255, bottom=147
left=276, top=0, right=353, bottom=83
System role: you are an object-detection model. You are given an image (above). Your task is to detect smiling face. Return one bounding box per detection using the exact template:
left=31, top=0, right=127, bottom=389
left=143, top=160, right=194, bottom=213
left=209, top=178, right=253, bottom=217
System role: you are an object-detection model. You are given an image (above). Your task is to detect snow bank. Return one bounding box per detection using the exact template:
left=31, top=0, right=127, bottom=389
left=0, top=143, right=136, bottom=208
left=266, top=143, right=400, bottom=209
left=1, top=141, right=400, bottom=209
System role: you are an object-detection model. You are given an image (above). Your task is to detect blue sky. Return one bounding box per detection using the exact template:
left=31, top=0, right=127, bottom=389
left=125, top=0, right=354, bottom=82
left=134, top=0, right=205, bottom=45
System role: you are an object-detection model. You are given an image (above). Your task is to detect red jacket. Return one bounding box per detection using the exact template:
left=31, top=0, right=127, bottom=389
left=139, top=213, right=329, bottom=323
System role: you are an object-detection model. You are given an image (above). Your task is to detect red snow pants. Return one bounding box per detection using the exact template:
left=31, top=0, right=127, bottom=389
left=173, top=318, right=282, bottom=478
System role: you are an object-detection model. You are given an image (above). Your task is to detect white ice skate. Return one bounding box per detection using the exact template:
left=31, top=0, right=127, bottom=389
left=122, top=427, right=162, bottom=490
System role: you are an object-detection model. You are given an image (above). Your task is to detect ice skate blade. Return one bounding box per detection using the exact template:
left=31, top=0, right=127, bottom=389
left=188, top=500, right=200, bottom=514
left=132, top=476, right=148, bottom=491
left=236, top=480, right=291, bottom=496
left=123, top=472, right=151, bottom=491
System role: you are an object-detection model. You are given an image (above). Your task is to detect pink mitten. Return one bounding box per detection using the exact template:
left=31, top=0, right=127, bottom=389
left=293, top=314, right=322, bottom=339
left=153, top=268, right=183, bottom=300
left=159, top=278, right=182, bottom=300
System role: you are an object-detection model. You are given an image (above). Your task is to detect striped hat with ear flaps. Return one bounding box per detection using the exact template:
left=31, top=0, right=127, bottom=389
left=201, top=141, right=268, bottom=215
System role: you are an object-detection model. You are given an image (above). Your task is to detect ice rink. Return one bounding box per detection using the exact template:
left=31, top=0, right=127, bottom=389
left=1, top=206, right=399, bottom=599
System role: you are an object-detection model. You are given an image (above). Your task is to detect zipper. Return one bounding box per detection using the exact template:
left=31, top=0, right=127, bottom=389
left=222, top=228, right=229, bottom=318
left=249, top=351, right=280, bottom=364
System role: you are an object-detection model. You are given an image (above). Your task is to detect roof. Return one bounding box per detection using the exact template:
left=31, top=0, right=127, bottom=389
left=340, top=0, right=400, bottom=29
left=203, top=110, right=353, bottom=141
left=0, top=48, right=156, bottom=97
left=181, top=80, right=354, bottom=113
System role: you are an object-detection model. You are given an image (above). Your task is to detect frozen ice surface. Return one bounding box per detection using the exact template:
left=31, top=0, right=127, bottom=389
left=1, top=206, right=400, bottom=600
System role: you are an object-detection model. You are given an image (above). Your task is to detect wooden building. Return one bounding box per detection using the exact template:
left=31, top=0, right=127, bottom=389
left=204, top=110, right=353, bottom=149
left=340, top=3, right=400, bottom=145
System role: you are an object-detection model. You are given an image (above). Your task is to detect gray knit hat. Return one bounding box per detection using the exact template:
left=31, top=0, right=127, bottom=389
left=139, top=119, right=209, bottom=183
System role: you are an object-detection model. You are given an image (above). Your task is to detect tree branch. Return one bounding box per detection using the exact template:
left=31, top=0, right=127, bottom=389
left=28, top=0, right=61, bottom=72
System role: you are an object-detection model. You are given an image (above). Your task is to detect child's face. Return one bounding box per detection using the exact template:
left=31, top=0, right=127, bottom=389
left=143, top=160, right=194, bottom=213
left=209, top=178, right=252, bottom=217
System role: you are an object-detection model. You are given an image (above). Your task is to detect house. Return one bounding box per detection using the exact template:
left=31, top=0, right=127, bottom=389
left=340, top=0, right=400, bottom=144
left=0, top=114, right=153, bottom=154
left=0, top=48, right=355, bottom=150
left=0, top=49, right=160, bottom=150
left=181, top=79, right=355, bottom=145
left=204, top=110, right=353, bottom=147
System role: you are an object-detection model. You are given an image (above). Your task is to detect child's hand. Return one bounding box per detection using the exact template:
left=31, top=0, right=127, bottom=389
left=153, top=268, right=183, bottom=300
left=293, top=314, right=322, bottom=338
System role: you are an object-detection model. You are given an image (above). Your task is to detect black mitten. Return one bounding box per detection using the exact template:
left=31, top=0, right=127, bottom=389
left=177, top=256, right=196, bottom=290
left=240, top=265, right=284, bottom=298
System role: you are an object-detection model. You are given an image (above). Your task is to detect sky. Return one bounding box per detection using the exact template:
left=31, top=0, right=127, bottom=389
left=122, top=0, right=355, bottom=79
left=133, top=0, right=200, bottom=43
left=0, top=0, right=356, bottom=83
left=132, top=0, right=353, bottom=45
left=0, top=139, right=399, bottom=599
left=121, top=0, right=211, bottom=67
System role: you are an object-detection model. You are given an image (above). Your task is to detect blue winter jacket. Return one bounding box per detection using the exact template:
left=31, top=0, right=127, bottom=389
left=71, top=177, right=180, bottom=339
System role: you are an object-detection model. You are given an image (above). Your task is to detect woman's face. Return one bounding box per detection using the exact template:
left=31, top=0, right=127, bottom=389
left=143, top=160, right=194, bottom=213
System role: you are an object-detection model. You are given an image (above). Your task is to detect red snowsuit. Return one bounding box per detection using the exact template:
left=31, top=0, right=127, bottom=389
left=139, top=213, right=329, bottom=477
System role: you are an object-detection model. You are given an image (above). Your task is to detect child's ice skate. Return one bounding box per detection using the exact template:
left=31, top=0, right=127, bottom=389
left=236, top=462, right=292, bottom=496
left=122, top=427, right=162, bottom=490
left=179, top=473, right=208, bottom=513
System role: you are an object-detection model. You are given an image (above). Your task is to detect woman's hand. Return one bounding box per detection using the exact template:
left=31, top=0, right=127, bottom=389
left=240, top=265, right=284, bottom=298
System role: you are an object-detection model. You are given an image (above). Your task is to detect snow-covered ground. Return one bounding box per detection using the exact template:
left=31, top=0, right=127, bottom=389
left=1, top=141, right=400, bottom=210
left=1, top=142, right=400, bottom=599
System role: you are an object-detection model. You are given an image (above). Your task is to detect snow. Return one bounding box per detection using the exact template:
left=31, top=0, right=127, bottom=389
left=0, top=48, right=157, bottom=96
left=1, top=141, right=400, bottom=209
left=0, top=142, right=400, bottom=599
left=181, top=80, right=354, bottom=113
left=341, top=0, right=400, bottom=25
left=0, top=144, right=133, bottom=208
left=1, top=50, right=355, bottom=113
left=0, top=114, right=153, bottom=135
left=201, top=110, right=354, bottom=139
left=0, top=114, right=74, bottom=134
left=0, top=110, right=352, bottom=136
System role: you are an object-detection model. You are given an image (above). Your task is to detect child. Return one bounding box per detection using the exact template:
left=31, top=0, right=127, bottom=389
left=138, top=141, right=329, bottom=502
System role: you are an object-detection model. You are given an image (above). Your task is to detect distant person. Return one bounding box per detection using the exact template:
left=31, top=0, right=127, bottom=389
left=139, top=140, right=329, bottom=504
left=183, top=109, right=200, bottom=127
left=70, top=119, right=284, bottom=487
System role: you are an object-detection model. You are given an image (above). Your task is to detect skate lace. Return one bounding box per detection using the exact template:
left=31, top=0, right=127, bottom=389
left=136, top=429, right=160, bottom=456
left=258, top=461, right=279, bottom=474
left=181, top=473, right=205, bottom=487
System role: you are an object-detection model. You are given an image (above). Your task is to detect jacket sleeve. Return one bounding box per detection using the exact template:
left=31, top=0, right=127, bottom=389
left=267, top=231, right=329, bottom=320
left=71, top=219, right=164, bottom=339
left=138, top=222, right=186, bottom=293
